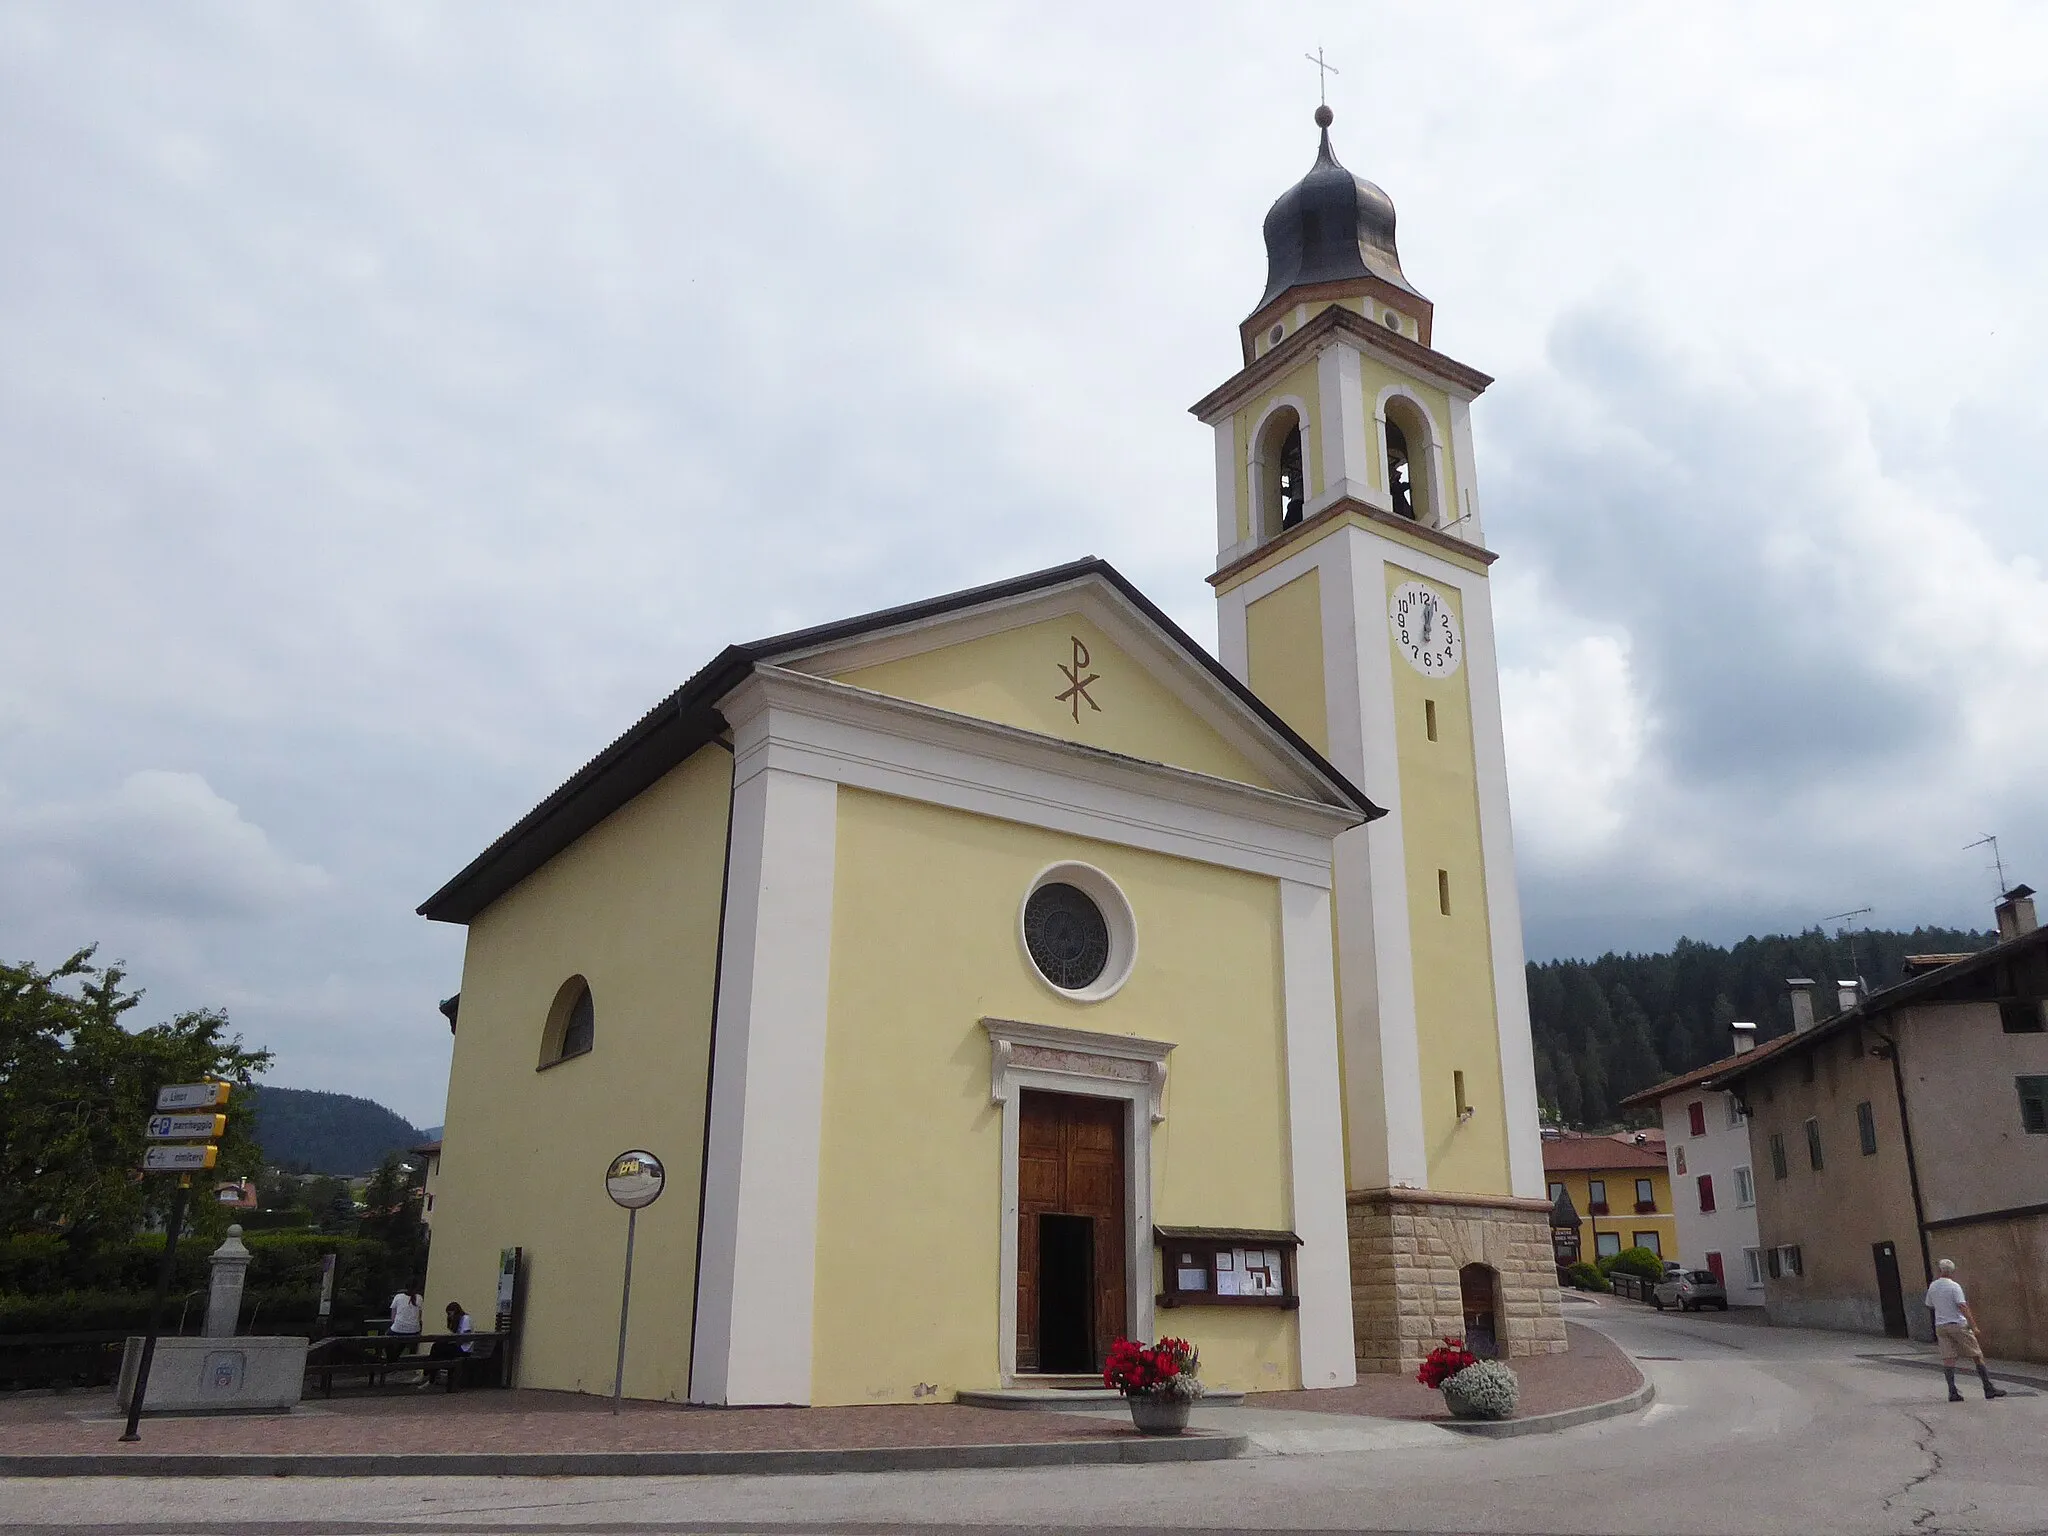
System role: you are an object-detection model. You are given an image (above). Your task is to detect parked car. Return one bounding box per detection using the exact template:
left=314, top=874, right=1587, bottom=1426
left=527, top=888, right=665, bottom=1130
left=1653, top=1269, right=1728, bottom=1311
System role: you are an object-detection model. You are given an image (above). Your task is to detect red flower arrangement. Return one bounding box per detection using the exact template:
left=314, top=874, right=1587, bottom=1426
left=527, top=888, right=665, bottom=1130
left=1104, top=1336, right=1201, bottom=1397
left=1416, top=1336, right=1478, bottom=1389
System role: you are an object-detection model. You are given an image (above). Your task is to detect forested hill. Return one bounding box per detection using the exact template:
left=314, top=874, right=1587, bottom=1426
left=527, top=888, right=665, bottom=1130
left=249, top=1086, right=427, bottom=1175
left=1529, top=926, right=1994, bottom=1128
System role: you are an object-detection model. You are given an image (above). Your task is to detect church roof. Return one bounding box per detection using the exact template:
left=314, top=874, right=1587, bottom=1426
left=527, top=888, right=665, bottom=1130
left=1255, top=106, right=1422, bottom=314
left=419, top=557, right=1382, bottom=924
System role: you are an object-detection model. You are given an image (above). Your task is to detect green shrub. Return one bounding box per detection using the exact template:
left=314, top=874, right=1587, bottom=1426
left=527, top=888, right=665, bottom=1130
left=0, top=1236, right=69, bottom=1294
left=1607, top=1246, right=1666, bottom=1282
left=1563, top=1260, right=1609, bottom=1292
left=238, top=1209, right=313, bottom=1232
left=1442, top=1358, right=1520, bottom=1420
left=0, top=1290, right=159, bottom=1335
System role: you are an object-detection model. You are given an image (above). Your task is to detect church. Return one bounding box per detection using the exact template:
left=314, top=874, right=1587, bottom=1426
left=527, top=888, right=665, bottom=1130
left=419, top=107, right=1566, bottom=1406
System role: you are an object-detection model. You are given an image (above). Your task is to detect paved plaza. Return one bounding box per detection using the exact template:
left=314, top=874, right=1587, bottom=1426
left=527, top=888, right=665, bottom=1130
left=4, top=1299, right=2046, bottom=1535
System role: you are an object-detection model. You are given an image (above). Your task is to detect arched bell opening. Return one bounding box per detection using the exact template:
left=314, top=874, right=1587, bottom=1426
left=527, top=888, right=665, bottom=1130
left=1253, top=407, right=1308, bottom=542
left=1381, top=396, right=1440, bottom=526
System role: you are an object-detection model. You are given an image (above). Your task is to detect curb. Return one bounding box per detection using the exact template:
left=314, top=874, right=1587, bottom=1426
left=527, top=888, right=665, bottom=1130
left=955, top=1388, right=1246, bottom=1411
left=1438, top=1377, right=1655, bottom=1438
left=0, top=1431, right=1249, bottom=1479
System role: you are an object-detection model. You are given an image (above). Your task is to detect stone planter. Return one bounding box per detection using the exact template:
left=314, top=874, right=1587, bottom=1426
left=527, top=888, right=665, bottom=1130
left=1126, top=1393, right=1193, bottom=1435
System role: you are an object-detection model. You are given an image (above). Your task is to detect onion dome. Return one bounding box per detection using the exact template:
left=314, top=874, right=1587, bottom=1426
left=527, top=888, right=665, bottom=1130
left=1256, top=105, right=1420, bottom=312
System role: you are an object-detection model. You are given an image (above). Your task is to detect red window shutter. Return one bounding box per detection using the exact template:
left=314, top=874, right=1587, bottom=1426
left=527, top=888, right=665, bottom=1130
left=1706, top=1251, right=1725, bottom=1286
left=1698, top=1174, right=1716, bottom=1213
left=1688, top=1101, right=1707, bottom=1137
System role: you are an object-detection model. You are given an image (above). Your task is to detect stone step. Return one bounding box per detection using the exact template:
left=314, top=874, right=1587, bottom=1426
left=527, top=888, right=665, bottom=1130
left=957, top=1384, right=1247, bottom=1411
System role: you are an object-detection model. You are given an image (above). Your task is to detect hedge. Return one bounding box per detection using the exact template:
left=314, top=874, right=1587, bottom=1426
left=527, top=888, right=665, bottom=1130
left=0, top=1233, right=418, bottom=1335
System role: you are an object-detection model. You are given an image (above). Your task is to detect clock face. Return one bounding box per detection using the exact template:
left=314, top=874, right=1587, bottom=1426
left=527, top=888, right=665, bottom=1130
left=1388, top=580, right=1462, bottom=677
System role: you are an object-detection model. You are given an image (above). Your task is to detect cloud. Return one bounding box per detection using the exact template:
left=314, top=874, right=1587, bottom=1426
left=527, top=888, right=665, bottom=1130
left=1493, top=307, right=2048, bottom=955
left=0, top=770, right=330, bottom=923
left=1, top=4, right=2045, bottom=1117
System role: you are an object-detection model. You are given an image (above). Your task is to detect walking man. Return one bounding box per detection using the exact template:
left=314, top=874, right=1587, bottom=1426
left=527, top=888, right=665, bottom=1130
left=1926, top=1258, right=2006, bottom=1403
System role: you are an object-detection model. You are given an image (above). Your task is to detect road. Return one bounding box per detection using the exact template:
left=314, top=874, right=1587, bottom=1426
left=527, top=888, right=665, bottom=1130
left=6, top=1299, right=2045, bottom=1536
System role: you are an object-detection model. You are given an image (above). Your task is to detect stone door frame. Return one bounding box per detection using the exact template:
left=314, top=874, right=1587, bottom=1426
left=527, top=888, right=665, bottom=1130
left=983, top=1017, right=1172, bottom=1383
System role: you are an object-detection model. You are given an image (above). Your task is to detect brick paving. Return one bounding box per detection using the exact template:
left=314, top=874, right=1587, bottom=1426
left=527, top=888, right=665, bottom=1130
left=1254, top=1321, right=1642, bottom=1422
left=0, top=1390, right=1120, bottom=1456
left=0, top=1321, right=1638, bottom=1457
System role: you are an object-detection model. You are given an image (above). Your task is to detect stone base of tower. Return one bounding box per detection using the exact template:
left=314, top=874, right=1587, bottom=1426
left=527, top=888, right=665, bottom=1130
left=1346, top=1188, right=1568, bottom=1375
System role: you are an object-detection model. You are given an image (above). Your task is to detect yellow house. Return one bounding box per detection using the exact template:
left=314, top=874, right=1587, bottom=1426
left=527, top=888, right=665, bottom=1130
left=419, top=106, right=1565, bottom=1405
left=1542, top=1134, right=1679, bottom=1267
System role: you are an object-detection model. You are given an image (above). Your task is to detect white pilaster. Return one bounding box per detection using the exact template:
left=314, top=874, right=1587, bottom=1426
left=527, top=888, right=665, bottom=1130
left=689, top=735, right=839, bottom=1405
left=1447, top=397, right=1484, bottom=545
left=1459, top=584, right=1544, bottom=1198
left=1213, top=420, right=1241, bottom=562
left=1339, top=529, right=1429, bottom=1189
left=1311, top=342, right=1374, bottom=514
left=1279, top=879, right=1358, bottom=1387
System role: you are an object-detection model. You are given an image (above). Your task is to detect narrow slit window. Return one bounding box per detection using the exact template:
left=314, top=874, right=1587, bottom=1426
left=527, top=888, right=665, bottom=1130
left=1454, top=1070, right=1468, bottom=1119
left=1424, top=699, right=1438, bottom=741
left=1438, top=869, right=1451, bottom=915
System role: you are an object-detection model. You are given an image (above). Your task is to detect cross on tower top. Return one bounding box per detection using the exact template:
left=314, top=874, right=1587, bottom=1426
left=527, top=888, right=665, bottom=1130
left=1304, top=47, right=1339, bottom=107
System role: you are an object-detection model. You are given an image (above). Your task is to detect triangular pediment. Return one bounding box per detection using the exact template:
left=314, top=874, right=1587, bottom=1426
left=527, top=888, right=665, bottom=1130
left=769, top=569, right=1342, bottom=803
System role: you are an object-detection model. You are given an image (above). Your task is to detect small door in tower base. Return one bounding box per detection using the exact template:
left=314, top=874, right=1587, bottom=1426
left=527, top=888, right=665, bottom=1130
left=1016, top=1090, right=1127, bottom=1374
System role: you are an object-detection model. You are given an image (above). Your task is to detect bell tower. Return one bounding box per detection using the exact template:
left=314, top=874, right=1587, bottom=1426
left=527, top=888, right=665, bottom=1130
left=1193, top=107, right=1562, bottom=1372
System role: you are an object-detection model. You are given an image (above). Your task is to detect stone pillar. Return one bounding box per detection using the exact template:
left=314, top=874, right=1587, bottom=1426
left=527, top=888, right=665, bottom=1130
left=1347, top=1189, right=1567, bottom=1374
left=204, top=1224, right=252, bottom=1338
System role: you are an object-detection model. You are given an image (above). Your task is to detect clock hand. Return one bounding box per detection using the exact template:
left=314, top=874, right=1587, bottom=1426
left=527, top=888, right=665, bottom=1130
left=1421, top=598, right=1435, bottom=646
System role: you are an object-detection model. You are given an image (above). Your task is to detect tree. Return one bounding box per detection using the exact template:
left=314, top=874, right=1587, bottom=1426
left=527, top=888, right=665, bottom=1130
left=359, top=1154, right=427, bottom=1284
left=1608, top=984, right=1666, bottom=1103
left=0, top=948, right=270, bottom=1246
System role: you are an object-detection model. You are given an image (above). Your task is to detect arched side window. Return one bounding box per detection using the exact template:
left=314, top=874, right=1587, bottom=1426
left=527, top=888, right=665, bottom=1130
left=538, top=975, right=595, bottom=1069
left=1380, top=395, right=1440, bottom=527
left=1251, top=405, right=1308, bottom=542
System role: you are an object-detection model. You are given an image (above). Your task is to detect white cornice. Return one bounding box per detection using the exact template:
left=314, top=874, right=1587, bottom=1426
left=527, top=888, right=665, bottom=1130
left=720, top=667, right=1357, bottom=886
left=1195, top=325, right=1484, bottom=427
left=980, top=1016, right=1177, bottom=1063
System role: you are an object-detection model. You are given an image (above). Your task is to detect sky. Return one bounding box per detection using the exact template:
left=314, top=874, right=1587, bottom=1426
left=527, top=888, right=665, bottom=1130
left=3, top=3, right=2044, bottom=1126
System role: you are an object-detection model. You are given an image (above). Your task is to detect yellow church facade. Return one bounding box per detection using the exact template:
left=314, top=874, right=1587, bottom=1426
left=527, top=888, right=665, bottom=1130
left=420, top=108, right=1564, bottom=1405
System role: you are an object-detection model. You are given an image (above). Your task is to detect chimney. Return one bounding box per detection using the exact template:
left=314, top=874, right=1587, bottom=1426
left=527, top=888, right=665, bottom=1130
left=1836, top=979, right=1861, bottom=1015
left=1788, top=979, right=1816, bottom=1033
left=1995, top=884, right=2038, bottom=942
left=1731, top=1021, right=1757, bottom=1055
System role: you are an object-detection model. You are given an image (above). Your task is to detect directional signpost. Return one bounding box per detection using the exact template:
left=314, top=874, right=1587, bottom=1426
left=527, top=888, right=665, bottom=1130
left=604, top=1149, right=665, bottom=1416
left=154, top=1082, right=230, bottom=1111
left=140, top=1145, right=219, bottom=1173
left=147, top=1113, right=227, bottom=1141
left=120, top=1082, right=231, bottom=1443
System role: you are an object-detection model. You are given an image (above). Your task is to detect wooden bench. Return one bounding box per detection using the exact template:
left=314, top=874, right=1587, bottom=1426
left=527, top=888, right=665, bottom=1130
left=304, top=1331, right=505, bottom=1396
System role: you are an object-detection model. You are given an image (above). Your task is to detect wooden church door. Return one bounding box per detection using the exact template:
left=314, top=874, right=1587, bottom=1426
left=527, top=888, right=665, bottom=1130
left=1015, top=1090, right=1127, bottom=1374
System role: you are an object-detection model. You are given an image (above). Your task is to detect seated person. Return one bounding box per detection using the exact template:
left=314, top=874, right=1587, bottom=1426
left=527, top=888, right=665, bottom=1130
left=423, top=1301, right=475, bottom=1387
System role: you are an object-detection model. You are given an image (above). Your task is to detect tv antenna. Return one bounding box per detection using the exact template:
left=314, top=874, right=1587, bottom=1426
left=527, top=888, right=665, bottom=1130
left=1964, top=834, right=2008, bottom=895
left=1823, top=906, right=1874, bottom=983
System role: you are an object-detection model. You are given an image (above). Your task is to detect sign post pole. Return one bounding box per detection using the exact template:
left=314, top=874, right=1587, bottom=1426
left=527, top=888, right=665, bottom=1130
left=602, top=1150, right=665, bottom=1418
left=611, top=1206, right=638, bottom=1417
left=120, top=1080, right=231, bottom=1442
left=119, top=1175, right=191, bottom=1443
